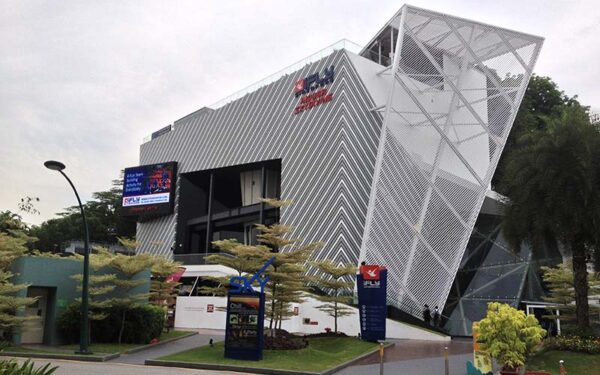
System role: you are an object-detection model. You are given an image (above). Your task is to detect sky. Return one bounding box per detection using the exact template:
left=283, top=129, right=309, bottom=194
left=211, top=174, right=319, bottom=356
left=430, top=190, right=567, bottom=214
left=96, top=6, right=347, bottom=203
left=1, top=0, right=599, bottom=226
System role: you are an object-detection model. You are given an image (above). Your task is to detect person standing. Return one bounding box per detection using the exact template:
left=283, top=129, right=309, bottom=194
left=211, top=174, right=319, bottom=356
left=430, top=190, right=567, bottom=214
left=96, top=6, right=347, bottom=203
left=423, top=304, right=431, bottom=326
left=433, top=306, right=440, bottom=327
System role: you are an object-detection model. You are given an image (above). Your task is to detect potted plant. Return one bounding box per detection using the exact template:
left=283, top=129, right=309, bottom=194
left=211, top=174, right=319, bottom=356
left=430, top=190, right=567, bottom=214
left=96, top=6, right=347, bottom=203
left=477, top=302, right=546, bottom=374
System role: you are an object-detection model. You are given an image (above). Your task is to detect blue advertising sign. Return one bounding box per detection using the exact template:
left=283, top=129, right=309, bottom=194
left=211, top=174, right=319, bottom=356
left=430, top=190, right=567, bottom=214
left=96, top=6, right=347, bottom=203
left=224, top=257, right=274, bottom=361
left=229, top=256, right=274, bottom=294
left=121, top=162, right=177, bottom=217
left=356, top=265, right=387, bottom=342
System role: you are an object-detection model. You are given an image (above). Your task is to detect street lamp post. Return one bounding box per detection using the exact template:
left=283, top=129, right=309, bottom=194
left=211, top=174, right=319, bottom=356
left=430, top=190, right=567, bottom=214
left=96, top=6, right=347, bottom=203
left=44, top=160, right=92, bottom=354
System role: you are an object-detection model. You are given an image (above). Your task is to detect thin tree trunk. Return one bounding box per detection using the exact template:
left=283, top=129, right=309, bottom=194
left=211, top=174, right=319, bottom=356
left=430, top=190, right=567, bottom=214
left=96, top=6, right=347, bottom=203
left=571, top=239, right=590, bottom=329
left=269, top=285, right=276, bottom=335
left=278, top=309, right=282, bottom=330
left=334, top=300, right=338, bottom=334
left=118, top=309, right=127, bottom=345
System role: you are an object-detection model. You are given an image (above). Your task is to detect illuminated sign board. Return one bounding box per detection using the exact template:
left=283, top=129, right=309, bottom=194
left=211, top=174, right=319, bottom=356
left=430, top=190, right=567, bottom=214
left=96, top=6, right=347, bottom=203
left=121, top=161, right=177, bottom=217
left=293, top=65, right=335, bottom=114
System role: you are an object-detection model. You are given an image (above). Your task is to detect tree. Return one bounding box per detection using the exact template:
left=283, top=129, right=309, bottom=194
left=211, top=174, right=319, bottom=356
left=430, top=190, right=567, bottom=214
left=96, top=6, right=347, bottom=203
left=310, top=261, right=355, bottom=333
left=71, top=248, right=116, bottom=321
left=493, top=75, right=584, bottom=192
left=30, top=173, right=136, bottom=252
left=255, top=220, right=320, bottom=334
left=108, top=241, right=152, bottom=344
left=17, top=196, right=40, bottom=216
left=541, top=262, right=600, bottom=326
left=501, top=105, right=600, bottom=329
left=199, top=239, right=271, bottom=296
left=0, top=211, right=27, bottom=235
left=478, top=302, right=546, bottom=371
left=149, top=255, right=183, bottom=307
left=0, top=233, right=38, bottom=340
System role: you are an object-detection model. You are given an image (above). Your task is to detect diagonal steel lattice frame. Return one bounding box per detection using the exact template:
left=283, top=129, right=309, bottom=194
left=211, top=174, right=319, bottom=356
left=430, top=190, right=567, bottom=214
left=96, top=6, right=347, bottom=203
left=359, top=5, right=544, bottom=317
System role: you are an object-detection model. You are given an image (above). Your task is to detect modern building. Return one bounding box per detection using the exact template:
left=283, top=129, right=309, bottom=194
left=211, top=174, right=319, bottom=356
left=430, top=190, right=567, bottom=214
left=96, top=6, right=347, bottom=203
left=131, top=5, right=550, bottom=335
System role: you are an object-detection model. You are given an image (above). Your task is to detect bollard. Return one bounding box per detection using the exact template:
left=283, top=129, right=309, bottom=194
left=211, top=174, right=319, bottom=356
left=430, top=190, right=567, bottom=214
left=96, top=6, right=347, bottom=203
left=559, top=359, right=566, bottom=375
left=379, top=342, right=384, bottom=375
left=444, top=346, right=449, bottom=375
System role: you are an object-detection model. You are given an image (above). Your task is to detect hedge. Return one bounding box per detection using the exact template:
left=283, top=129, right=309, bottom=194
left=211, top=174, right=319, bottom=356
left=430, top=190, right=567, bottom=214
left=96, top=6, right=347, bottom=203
left=58, top=303, right=165, bottom=344
left=544, top=335, right=600, bottom=354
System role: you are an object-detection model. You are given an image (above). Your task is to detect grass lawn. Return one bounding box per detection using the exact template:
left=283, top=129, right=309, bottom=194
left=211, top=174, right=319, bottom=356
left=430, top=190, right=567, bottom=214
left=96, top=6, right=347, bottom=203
left=159, top=337, right=379, bottom=372
left=527, top=350, right=600, bottom=375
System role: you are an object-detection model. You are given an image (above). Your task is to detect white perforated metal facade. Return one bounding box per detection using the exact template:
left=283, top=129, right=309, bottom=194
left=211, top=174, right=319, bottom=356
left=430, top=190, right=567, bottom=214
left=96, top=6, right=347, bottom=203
left=359, top=5, right=543, bottom=315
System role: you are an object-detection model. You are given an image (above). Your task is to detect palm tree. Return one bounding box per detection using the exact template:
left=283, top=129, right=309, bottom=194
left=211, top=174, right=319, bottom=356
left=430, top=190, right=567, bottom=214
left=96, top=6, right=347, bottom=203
left=500, top=106, right=600, bottom=330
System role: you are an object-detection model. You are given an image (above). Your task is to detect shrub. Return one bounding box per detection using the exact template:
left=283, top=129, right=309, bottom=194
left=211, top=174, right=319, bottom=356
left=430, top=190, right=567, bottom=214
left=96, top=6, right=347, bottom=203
left=478, top=302, right=546, bottom=370
left=559, top=324, right=600, bottom=338
left=0, top=359, right=57, bottom=375
left=58, top=302, right=165, bottom=344
left=544, top=335, right=600, bottom=354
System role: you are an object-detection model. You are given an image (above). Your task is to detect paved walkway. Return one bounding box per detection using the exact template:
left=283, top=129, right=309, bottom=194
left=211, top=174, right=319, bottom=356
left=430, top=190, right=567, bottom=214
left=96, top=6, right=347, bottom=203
left=12, top=330, right=239, bottom=375
left=355, top=338, right=473, bottom=365
left=15, top=333, right=483, bottom=375
left=13, top=358, right=249, bottom=375
left=112, top=329, right=225, bottom=365
left=339, top=338, right=479, bottom=375
left=339, top=353, right=473, bottom=375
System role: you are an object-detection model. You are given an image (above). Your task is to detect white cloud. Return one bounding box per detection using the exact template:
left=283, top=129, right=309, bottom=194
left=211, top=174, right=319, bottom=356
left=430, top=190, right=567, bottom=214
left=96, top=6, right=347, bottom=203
left=1, top=0, right=598, bottom=225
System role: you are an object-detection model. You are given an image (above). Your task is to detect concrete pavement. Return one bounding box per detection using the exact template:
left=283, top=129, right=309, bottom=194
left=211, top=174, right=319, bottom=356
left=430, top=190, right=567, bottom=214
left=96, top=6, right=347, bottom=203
left=10, top=330, right=235, bottom=375
left=12, top=358, right=250, bottom=375
left=338, top=353, right=473, bottom=375
left=14, top=332, right=482, bottom=375
left=112, top=329, right=224, bottom=365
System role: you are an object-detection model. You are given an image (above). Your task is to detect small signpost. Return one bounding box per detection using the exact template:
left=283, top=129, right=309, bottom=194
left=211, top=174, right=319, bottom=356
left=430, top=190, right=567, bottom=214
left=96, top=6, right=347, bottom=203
left=356, top=264, right=387, bottom=342
left=224, top=257, right=274, bottom=361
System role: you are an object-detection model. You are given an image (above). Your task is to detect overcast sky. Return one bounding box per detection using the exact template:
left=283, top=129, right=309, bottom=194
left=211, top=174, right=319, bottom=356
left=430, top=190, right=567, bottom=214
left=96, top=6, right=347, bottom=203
left=1, top=0, right=599, bottom=226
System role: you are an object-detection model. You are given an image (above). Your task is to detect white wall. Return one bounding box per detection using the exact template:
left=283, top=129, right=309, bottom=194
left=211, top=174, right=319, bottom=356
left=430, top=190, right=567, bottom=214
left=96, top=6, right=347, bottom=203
left=175, top=296, right=227, bottom=329
left=175, top=294, right=449, bottom=342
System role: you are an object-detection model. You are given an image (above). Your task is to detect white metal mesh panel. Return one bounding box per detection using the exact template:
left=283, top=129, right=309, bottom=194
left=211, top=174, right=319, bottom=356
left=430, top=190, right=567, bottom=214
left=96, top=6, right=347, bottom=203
left=360, top=5, right=543, bottom=316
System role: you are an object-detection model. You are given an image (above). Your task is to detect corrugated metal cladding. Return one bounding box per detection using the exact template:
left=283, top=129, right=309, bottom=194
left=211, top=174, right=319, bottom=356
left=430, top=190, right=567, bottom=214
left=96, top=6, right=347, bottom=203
left=137, top=50, right=383, bottom=267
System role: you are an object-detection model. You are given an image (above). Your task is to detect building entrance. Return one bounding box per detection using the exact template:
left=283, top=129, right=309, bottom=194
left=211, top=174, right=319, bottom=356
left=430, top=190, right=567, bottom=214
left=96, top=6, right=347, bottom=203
left=174, top=160, right=281, bottom=264
left=21, top=287, right=49, bottom=344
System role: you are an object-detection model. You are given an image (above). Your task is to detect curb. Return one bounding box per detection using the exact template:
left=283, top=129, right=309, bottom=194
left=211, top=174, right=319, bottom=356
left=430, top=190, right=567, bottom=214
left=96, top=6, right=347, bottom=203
left=145, top=342, right=395, bottom=375
left=0, top=351, right=120, bottom=362
left=124, top=331, right=198, bottom=354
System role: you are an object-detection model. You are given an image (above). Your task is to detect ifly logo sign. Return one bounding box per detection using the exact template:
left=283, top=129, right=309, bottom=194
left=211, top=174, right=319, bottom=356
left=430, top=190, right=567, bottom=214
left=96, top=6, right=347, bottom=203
left=229, top=256, right=275, bottom=294
left=294, top=66, right=335, bottom=97
left=360, top=265, right=380, bottom=281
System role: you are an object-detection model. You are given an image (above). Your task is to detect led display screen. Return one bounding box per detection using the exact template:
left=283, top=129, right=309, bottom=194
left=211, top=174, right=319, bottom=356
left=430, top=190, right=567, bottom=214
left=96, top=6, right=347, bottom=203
left=121, top=161, right=177, bottom=217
